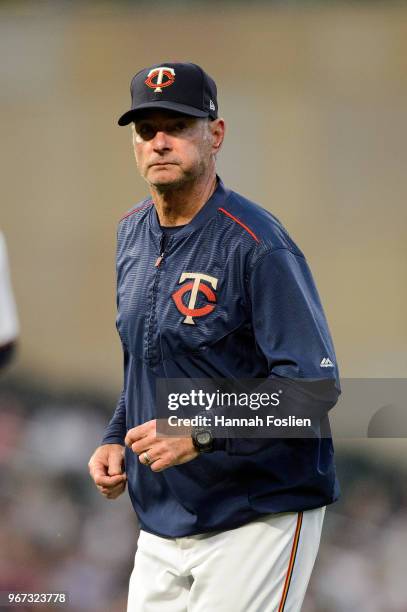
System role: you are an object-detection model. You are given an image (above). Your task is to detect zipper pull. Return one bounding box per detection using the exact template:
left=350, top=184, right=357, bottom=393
left=155, top=234, right=166, bottom=268
left=155, top=253, right=164, bottom=268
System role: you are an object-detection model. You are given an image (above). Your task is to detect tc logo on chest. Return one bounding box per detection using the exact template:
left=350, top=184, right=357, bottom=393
left=171, top=272, right=218, bottom=325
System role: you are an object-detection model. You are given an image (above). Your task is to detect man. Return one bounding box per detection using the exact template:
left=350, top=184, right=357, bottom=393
left=0, top=231, right=19, bottom=370
left=89, top=62, right=340, bottom=611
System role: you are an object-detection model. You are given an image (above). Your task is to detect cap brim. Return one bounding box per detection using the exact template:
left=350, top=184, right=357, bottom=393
left=118, top=101, right=209, bottom=126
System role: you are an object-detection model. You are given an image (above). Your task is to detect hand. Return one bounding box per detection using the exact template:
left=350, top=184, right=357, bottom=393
left=125, top=419, right=198, bottom=472
left=88, top=443, right=127, bottom=499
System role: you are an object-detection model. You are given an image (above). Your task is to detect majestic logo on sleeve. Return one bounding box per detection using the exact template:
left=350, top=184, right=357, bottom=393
left=145, top=67, right=176, bottom=93
left=172, top=273, right=218, bottom=325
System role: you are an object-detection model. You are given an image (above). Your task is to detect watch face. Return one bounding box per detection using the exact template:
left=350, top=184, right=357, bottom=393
left=197, top=431, right=211, bottom=446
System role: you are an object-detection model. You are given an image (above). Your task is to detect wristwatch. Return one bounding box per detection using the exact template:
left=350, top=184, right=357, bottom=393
left=191, top=426, right=214, bottom=453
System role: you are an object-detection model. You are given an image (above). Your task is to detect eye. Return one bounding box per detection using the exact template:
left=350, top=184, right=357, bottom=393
left=168, top=121, right=187, bottom=134
left=135, top=124, right=155, bottom=140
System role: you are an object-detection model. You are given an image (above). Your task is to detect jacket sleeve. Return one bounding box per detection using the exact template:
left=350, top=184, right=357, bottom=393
left=213, top=247, right=340, bottom=455
left=100, top=223, right=128, bottom=446
left=100, top=343, right=129, bottom=446
left=249, top=248, right=340, bottom=381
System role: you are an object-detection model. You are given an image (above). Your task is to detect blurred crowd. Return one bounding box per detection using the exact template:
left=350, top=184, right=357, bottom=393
left=305, top=458, right=407, bottom=612
left=0, top=379, right=406, bottom=612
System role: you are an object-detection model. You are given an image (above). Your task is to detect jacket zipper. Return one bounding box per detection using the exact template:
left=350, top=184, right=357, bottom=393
left=146, top=234, right=167, bottom=362
left=155, top=234, right=166, bottom=267
left=155, top=253, right=164, bottom=267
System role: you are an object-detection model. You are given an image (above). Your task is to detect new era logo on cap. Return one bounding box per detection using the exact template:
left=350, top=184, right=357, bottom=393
left=118, top=62, right=218, bottom=126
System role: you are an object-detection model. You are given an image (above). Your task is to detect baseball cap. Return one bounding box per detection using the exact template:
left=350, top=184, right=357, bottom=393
left=118, top=62, right=218, bottom=126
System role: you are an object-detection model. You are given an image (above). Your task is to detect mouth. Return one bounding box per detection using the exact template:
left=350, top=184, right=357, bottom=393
left=149, top=162, right=177, bottom=168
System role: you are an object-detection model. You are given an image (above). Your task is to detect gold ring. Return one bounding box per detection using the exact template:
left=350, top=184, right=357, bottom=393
left=143, top=451, right=152, bottom=465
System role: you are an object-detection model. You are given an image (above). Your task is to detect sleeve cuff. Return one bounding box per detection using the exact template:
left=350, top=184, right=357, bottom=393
left=100, top=436, right=125, bottom=446
left=212, top=437, right=227, bottom=452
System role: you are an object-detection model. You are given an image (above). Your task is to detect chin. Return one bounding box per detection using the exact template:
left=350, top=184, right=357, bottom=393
left=148, top=167, right=187, bottom=189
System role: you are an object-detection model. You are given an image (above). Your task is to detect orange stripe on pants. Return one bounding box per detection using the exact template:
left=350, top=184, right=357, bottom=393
left=278, top=512, right=303, bottom=612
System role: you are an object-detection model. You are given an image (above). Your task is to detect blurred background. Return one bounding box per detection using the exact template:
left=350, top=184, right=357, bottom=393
left=1, top=0, right=407, bottom=610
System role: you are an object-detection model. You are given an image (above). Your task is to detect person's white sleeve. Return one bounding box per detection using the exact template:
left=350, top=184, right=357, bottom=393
left=0, top=232, right=19, bottom=345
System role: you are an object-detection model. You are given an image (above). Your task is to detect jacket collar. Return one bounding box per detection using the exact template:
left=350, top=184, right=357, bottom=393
left=148, top=176, right=229, bottom=245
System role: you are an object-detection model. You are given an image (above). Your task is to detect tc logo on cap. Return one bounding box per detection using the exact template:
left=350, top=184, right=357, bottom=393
left=145, top=67, right=176, bottom=93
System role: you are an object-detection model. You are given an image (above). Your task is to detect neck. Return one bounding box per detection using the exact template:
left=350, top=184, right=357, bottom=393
left=150, top=171, right=218, bottom=227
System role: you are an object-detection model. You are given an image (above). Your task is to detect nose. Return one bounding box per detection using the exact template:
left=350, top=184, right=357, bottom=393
left=152, top=130, right=171, bottom=153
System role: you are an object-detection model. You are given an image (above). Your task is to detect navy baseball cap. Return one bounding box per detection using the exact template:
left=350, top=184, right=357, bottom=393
left=118, top=62, right=218, bottom=126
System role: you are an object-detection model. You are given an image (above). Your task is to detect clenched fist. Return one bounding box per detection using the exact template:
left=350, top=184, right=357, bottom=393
left=125, top=419, right=198, bottom=472
left=88, top=443, right=127, bottom=500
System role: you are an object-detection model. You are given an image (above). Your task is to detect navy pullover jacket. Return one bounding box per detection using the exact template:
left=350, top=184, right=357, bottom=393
left=102, top=178, right=340, bottom=537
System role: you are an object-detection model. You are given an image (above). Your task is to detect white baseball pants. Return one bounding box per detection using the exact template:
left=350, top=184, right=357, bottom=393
left=127, top=507, right=325, bottom=612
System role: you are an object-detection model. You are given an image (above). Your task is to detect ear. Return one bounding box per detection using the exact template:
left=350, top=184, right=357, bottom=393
left=131, top=124, right=138, bottom=159
left=210, top=118, right=225, bottom=154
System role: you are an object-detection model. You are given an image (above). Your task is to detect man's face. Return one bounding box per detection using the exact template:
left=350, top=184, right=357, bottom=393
left=132, top=110, right=220, bottom=190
